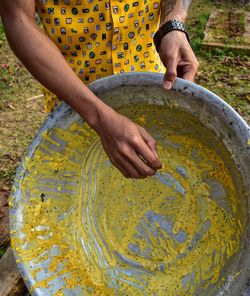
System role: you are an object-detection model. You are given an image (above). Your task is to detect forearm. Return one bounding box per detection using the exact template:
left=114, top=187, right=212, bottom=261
left=160, top=0, right=192, bottom=24
left=1, top=13, right=109, bottom=129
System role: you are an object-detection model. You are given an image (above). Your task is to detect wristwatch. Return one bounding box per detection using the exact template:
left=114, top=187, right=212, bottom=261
left=153, top=19, right=190, bottom=52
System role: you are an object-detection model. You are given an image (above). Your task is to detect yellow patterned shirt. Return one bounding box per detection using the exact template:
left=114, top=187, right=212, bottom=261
left=35, top=0, right=165, bottom=111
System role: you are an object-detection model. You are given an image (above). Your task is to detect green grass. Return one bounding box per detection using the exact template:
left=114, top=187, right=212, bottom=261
left=191, top=13, right=210, bottom=53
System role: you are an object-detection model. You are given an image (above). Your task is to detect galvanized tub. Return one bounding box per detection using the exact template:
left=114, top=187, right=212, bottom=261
left=10, top=73, right=250, bottom=295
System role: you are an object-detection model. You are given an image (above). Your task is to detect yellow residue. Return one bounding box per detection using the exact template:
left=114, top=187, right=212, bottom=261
left=11, top=105, right=245, bottom=296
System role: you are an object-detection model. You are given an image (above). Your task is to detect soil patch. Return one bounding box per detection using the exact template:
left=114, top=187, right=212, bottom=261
left=203, top=9, right=250, bottom=54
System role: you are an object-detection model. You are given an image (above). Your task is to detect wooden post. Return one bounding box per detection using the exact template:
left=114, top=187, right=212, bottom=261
left=0, top=248, right=28, bottom=296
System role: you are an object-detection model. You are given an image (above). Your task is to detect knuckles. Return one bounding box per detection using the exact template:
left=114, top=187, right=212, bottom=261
left=165, top=71, right=177, bottom=80
left=117, top=144, right=130, bottom=156
left=129, top=135, right=142, bottom=147
left=107, top=135, right=161, bottom=178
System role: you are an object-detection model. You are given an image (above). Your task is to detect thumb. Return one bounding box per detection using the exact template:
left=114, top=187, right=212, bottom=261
left=163, top=56, right=178, bottom=90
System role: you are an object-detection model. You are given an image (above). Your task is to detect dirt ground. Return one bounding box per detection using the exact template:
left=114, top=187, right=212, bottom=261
left=0, top=0, right=249, bottom=260
left=0, top=21, right=46, bottom=257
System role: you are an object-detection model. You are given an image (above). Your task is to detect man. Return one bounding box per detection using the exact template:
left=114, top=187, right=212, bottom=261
left=0, top=0, right=198, bottom=179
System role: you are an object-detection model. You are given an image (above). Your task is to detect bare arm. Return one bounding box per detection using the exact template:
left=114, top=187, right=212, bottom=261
left=158, top=0, right=199, bottom=89
left=160, top=0, right=192, bottom=23
left=0, top=0, right=162, bottom=178
left=0, top=0, right=102, bottom=128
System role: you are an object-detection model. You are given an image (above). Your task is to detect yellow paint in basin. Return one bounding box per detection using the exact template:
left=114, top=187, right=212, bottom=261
left=10, top=104, right=244, bottom=296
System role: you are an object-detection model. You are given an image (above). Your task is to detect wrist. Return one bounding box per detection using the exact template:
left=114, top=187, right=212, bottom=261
left=153, top=20, right=190, bottom=52
left=77, top=91, right=117, bottom=134
left=68, top=85, right=107, bottom=131
left=82, top=99, right=105, bottom=131
left=90, top=101, right=117, bottom=133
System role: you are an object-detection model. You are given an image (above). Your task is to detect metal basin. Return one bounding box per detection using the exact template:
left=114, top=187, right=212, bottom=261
left=10, top=73, right=250, bottom=296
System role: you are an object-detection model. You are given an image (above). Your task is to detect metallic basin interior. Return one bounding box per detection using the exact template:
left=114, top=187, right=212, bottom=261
left=10, top=73, right=250, bottom=296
